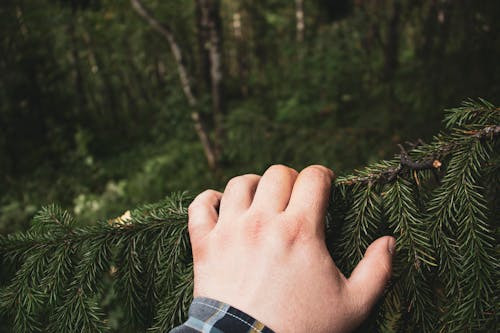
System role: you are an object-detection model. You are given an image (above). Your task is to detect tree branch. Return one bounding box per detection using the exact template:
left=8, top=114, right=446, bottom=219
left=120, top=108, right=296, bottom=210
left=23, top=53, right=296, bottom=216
left=130, top=0, right=218, bottom=170
left=196, top=0, right=225, bottom=161
left=338, top=125, right=500, bottom=186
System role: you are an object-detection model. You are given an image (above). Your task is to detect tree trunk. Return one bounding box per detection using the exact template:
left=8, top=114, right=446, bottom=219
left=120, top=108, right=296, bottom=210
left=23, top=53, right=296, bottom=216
left=196, top=0, right=225, bottom=161
left=195, top=2, right=212, bottom=91
left=382, top=0, right=401, bottom=81
left=232, top=10, right=249, bottom=97
left=130, top=0, right=218, bottom=171
left=295, top=0, right=305, bottom=42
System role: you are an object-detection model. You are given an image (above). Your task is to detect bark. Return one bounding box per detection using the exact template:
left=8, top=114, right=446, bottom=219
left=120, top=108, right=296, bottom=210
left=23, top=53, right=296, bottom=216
left=196, top=0, right=225, bottom=160
left=130, top=0, right=218, bottom=171
left=295, top=0, right=305, bottom=42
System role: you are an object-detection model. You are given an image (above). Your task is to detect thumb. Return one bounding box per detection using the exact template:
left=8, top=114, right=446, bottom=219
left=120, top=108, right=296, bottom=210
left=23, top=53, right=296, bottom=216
left=188, top=190, right=222, bottom=245
left=347, top=236, right=395, bottom=311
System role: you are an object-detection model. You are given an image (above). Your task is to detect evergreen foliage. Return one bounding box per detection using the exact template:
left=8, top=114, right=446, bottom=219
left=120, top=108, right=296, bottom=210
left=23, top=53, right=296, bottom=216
left=1, top=100, right=498, bottom=332
left=3, top=0, right=500, bottom=232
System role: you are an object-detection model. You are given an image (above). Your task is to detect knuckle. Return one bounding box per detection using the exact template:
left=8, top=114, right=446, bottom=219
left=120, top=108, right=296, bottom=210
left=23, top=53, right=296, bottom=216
left=225, top=176, right=241, bottom=188
left=303, top=165, right=333, bottom=180
left=201, top=189, right=220, bottom=201
left=202, top=189, right=220, bottom=199
left=189, top=190, right=218, bottom=213
left=226, top=175, right=249, bottom=188
left=268, top=164, right=297, bottom=175
left=224, top=174, right=260, bottom=193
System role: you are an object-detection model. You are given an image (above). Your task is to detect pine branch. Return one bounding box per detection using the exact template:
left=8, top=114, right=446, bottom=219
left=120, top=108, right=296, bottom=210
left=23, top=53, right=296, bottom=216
left=429, top=140, right=495, bottom=332
left=1, top=193, right=191, bottom=332
left=384, top=178, right=436, bottom=332
left=0, top=100, right=498, bottom=332
left=336, top=182, right=382, bottom=272
left=337, top=124, right=500, bottom=186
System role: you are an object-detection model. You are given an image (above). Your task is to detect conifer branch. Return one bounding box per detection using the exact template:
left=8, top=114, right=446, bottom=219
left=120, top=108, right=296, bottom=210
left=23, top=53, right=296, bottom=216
left=0, top=100, right=498, bottom=332
left=336, top=183, right=382, bottom=271
left=337, top=124, right=500, bottom=186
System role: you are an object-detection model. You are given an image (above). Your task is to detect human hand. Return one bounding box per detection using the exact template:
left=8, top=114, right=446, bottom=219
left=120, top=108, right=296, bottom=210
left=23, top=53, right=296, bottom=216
left=188, top=165, right=395, bottom=333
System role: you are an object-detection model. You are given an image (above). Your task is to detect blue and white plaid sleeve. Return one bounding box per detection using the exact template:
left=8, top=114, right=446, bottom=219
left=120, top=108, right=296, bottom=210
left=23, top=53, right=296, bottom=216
left=170, top=297, right=275, bottom=333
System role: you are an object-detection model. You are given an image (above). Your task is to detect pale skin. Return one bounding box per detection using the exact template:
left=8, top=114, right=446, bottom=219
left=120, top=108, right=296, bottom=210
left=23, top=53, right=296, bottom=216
left=188, top=165, right=395, bottom=333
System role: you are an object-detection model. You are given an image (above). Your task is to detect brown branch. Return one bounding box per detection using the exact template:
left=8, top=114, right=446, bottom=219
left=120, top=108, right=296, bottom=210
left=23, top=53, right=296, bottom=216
left=398, top=144, right=438, bottom=171
left=471, top=125, right=500, bottom=138
left=338, top=125, right=500, bottom=186
left=130, top=0, right=218, bottom=170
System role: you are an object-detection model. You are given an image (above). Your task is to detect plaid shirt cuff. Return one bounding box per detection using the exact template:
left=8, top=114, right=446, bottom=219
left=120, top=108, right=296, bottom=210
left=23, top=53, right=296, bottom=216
left=170, top=297, right=275, bottom=333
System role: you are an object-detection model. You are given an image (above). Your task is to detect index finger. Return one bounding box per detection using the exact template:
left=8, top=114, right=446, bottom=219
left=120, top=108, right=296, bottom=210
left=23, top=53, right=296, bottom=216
left=285, top=165, right=334, bottom=233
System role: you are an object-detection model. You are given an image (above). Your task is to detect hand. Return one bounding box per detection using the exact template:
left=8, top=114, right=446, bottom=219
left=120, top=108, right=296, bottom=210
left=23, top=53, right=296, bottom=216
left=188, top=165, right=395, bottom=333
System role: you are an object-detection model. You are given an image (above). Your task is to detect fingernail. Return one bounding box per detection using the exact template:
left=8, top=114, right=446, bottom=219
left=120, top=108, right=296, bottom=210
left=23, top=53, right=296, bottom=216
left=387, top=237, right=396, bottom=255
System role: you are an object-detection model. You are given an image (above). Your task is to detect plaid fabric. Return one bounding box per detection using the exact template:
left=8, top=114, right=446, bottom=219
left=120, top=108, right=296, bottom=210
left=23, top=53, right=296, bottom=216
left=170, top=297, right=275, bottom=333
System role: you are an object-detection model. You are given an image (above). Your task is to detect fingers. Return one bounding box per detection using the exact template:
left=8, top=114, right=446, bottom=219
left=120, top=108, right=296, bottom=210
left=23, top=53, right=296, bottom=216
left=188, top=190, right=222, bottom=244
left=218, top=174, right=260, bottom=222
left=346, top=236, right=395, bottom=311
left=251, top=165, right=298, bottom=212
left=191, top=165, right=333, bottom=240
left=285, top=165, right=334, bottom=231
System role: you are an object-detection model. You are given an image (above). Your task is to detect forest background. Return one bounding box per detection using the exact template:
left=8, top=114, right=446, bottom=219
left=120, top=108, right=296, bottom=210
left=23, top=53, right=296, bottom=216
left=1, top=0, right=499, bottom=274
left=0, top=0, right=499, bottom=332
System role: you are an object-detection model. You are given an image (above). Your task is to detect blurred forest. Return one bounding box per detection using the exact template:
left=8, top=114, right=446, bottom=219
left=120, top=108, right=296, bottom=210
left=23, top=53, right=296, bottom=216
left=1, top=0, right=499, bottom=234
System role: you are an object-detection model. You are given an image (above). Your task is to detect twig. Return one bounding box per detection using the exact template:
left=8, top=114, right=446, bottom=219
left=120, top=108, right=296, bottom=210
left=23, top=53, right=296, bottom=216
left=338, top=125, right=499, bottom=186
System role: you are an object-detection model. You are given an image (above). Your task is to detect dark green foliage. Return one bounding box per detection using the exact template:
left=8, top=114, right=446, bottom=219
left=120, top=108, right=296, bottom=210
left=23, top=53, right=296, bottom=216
left=0, top=101, right=498, bottom=332
left=1, top=193, right=192, bottom=332
left=1, top=0, right=500, bottom=331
